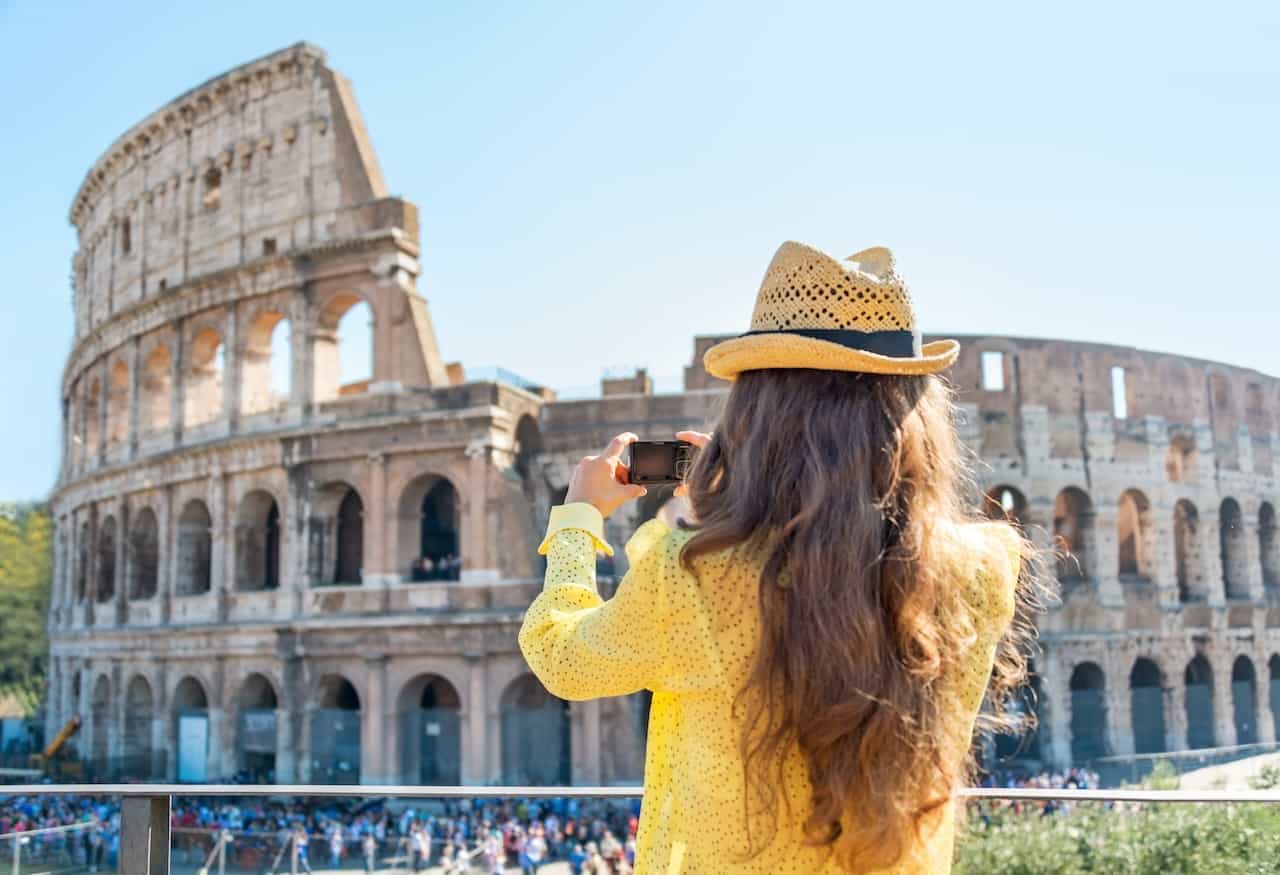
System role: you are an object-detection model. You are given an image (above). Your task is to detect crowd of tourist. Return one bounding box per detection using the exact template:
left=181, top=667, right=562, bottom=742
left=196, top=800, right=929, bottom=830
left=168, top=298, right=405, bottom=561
left=0, top=792, right=641, bottom=873
left=971, top=766, right=1105, bottom=819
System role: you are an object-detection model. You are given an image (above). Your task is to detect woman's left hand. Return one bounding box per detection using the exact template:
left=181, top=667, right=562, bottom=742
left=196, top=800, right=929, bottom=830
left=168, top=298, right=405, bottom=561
left=565, top=432, right=648, bottom=518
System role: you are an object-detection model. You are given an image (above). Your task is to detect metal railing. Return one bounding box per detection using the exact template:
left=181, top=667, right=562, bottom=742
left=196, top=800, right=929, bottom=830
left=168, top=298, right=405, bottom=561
left=2, top=783, right=1279, bottom=875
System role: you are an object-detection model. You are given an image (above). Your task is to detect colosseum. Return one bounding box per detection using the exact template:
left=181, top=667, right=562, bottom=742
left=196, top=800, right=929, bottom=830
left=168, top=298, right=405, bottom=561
left=46, top=42, right=1280, bottom=787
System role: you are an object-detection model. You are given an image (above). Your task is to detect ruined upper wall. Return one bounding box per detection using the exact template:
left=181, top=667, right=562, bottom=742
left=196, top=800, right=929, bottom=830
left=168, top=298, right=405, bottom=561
left=68, top=42, right=394, bottom=339
left=684, top=332, right=1279, bottom=475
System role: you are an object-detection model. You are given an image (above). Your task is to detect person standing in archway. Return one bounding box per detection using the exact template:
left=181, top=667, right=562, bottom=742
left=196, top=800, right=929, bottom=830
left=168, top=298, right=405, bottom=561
left=520, top=242, right=1039, bottom=873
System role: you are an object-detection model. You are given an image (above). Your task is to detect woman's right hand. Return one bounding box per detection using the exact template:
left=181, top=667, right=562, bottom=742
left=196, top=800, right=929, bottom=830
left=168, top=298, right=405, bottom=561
left=674, top=430, right=711, bottom=498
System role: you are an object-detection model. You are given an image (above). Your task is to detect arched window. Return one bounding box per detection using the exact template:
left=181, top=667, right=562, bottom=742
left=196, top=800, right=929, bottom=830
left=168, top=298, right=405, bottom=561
left=1185, top=656, right=1215, bottom=750
left=500, top=674, right=570, bottom=785
left=83, top=378, right=101, bottom=459
left=237, top=674, right=279, bottom=781
left=311, top=484, right=363, bottom=586
left=107, top=360, right=129, bottom=447
left=124, top=676, right=156, bottom=779
left=241, top=310, right=292, bottom=415
left=173, top=676, right=210, bottom=783
left=97, top=516, right=117, bottom=603
left=1220, top=498, right=1249, bottom=599
left=1232, top=656, right=1257, bottom=745
left=314, top=295, right=372, bottom=402
left=235, top=491, right=280, bottom=592
left=399, top=475, right=461, bottom=582
left=1054, top=488, right=1095, bottom=582
left=176, top=500, right=212, bottom=596
left=1175, top=500, right=1207, bottom=602
left=993, top=665, right=1041, bottom=763
left=1165, top=432, right=1198, bottom=483
left=983, top=485, right=1028, bottom=529
left=186, top=328, right=225, bottom=427
left=1259, top=503, right=1278, bottom=589
left=141, top=346, right=172, bottom=434
left=334, top=489, right=364, bottom=585
left=76, top=521, right=91, bottom=602
left=1069, top=662, right=1107, bottom=763
left=1129, top=659, right=1166, bottom=754
left=397, top=674, right=462, bottom=785
left=128, top=508, right=160, bottom=600
left=312, top=675, right=361, bottom=784
left=1117, top=489, right=1154, bottom=580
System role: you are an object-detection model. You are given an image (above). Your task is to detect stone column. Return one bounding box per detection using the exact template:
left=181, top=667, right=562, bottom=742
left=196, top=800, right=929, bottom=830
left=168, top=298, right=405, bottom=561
left=291, top=287, right=314, bottom=415
left=1211, top=653, right=1237, bottom=748
left=1257, top=652, right=1277, bottom=744
left=223, top=305, right=241, bottom=432
left=277, top=653, right=303, bottom=783
left=362, top=656, right=389, bottom=784
left=114, top=500, right=128, bottom=625
left=209, top=470, right=229, bottom=616
left=1243, top=509, right=1265, bottom=600
left=1152, top=504, right=1181, bottom=609
left=1105, top=682, right=1134, bottom=757
left=462, top=440, right=500, bottom=583
left=1093, top=507, right=1123, bottom=606
left=108, top=661, right=125, bottom=767
left=285, top=464, right=309, bottom=615
left=463, top=654, right=489, bottom=784
left=1202, top=509, right=1227, bottom=606
left=159, top=485, right=174, bottom=624
left=127, top=336, right=141, bottom=459
left=364, top=453, right=393, bottom=586
left=1038, top=649, right=1072, bottom=768
left=96, top=360, right=108, bottom=467
left=152, top=663, right=168, bottom=780
left=170, top=319, right=186, bottom=445
left=208, top=656, right=227, bottom=780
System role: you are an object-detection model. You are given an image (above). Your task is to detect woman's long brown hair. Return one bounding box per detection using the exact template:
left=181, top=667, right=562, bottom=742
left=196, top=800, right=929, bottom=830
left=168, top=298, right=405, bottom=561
left=681, top=368, right=1045, bottom=872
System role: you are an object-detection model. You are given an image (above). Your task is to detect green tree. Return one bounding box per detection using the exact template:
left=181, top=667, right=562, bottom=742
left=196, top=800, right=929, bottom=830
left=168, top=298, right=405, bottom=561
left=0, top=505, right=52, bottom=708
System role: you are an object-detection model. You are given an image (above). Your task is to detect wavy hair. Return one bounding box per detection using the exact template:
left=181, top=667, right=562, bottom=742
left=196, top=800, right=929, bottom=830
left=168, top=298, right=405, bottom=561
left=680, top=368, right=1044, bottom=872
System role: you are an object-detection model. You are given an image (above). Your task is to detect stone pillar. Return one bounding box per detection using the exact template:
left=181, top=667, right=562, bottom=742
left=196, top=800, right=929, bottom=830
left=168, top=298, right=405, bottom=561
left=1105, top=682, right=1134, bottom=757
left=208, top=656, right=227, bottom=780
left=1039, top=649, right=1072, bottom=768
left=285, top=464, right=309, bottom=615
left=291, top=287, right=314, bottom=414
left=209, top=470, right=229, bottom=616
left=108, top=661, right=125, bottom=767
left=153, top=663, right=168, bottom=780
left=96, top=360, right=108, bottom=467
left=1243, top=509, right=1265, bottom=600
left=277, top=654, right=303, bottom=783
left=1093, top=507, right=1123, bottom=606
left=127, top=336, right=141, bottom=458
left=462, top=440, right=500, bottom=583
left=159, top=486, right=174, bottom=624
left=223, top=305, right=241, bottom=432
left=1258, top=653, right=1277, bottom=744
left=463, top=654, right=489, bottom=784
left=361, top=655, right=389, bottom=784
left=1202, top=509, right=1227, bottom=606
left=114, top=500, right=128, bottom=625
left=170, top=319, right=186, bottom=445
left=1152, top=505, right=1181, bottom=609
left=364, top=453, right=393, bottom=585
left=1211, top=653, right=1237, bottom=748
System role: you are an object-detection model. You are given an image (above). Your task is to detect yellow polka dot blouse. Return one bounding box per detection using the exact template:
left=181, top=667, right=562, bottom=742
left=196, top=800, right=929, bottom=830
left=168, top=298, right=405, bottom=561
left=518, top=503, right=1021, bottom=874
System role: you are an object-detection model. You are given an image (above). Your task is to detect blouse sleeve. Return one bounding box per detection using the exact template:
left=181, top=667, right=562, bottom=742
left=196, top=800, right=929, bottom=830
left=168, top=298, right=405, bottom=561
left=518, top=504, right=696, bottom=701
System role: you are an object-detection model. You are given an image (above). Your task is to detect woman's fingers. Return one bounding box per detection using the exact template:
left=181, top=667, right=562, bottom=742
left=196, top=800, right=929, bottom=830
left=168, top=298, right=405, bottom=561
left=603, top=432, right=638, bottom=461
left=676, top=430, right=712, bottom=449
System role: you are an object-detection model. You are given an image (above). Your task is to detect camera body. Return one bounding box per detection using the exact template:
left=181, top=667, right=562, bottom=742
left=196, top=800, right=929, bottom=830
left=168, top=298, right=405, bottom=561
left=628, top=440, right=698, bottom=485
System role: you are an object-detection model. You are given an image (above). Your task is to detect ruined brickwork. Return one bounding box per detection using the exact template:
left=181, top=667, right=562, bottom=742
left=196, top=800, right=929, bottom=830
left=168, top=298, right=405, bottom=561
left=49, top=45, right=1280, bottom=785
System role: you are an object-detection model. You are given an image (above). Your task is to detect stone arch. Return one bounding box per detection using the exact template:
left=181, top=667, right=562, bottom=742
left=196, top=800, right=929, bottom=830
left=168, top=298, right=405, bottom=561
left=106, top=359, right=130, bottom=447
left=1068, top=662, right=1107, bottom=763
left=1165, top=430, right=1198, bottom=483
left=396, top=674, right=462, bottom=784
left=241, top=308, right=292, bottom=415
left=1054, top=487, right=1095, bottom=582
left=1259, top=502, right=1278, bottom=589
left=90, top=674, right=111, bottom=778
left=175, top=499, right=212, bottom=596
left=1185, top=655, right=1216, bottom=750
left=124, top=675, right=156, bottom=779
left=513, top=414, right=544, bottom=483
left=500, top=673, right=570, bottom=785
left=235, top=490, right=280, bottom=591
left=1220, top=498, right=1249, bottom=599
left=983, top=485, right=1028, bottom=529
left=1117, top=489, right=1154, bottom=580
left=140, top=345, right=172, bottom=434
left=399, top=473, right=462, bottom=581
left=128, top=507, right=160, bottom=600
left=172, top=675, right=210, bottom=782
left=311, top=674, right=362, bottom=784
left=1175, top=500, right=1207, bottom=602
left=97, top=515, right=117, bottom=603
left=185, top=327, right=225, bottom=427
left=1232, top=655, right=1258, bottom=745
left=310, top=482, right=364, bottom=585
left=1129, top=658, right=1166, bottom=754
left=235, top=673, right=279, bottom=780
left=313, top=293, right=374, bottom=403
left=993, top=664, right=1042, bottom=763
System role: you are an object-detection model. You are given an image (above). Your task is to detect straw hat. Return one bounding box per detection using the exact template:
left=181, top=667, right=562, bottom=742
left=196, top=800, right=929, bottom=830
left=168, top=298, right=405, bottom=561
left=703, top=241, right=959, bottom=379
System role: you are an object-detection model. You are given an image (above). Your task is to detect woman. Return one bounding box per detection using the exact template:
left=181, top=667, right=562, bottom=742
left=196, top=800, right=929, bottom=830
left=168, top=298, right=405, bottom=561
left=520, top=242, right=1039, bottom=873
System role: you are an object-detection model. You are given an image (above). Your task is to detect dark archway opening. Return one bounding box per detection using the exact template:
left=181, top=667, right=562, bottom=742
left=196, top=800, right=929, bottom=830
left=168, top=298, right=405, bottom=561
left=1232, top=656, right=1258, bottom=745
left=1129, top=659, right=1166, bottom=754
left=1185, top=656, right=1216, bottom=750
left=500, top=674, right=570, bottom=785
left=1069, top=662, right=1107, bottom=763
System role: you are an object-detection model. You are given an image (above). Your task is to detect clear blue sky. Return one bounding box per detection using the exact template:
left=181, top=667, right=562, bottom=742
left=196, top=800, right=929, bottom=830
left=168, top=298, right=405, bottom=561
left=1, top=1, right=1277, bottom=501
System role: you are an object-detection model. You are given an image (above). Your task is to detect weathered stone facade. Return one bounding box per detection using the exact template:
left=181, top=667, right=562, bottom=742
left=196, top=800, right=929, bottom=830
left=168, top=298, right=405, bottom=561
left=48, top=44, right=1280, bottom=785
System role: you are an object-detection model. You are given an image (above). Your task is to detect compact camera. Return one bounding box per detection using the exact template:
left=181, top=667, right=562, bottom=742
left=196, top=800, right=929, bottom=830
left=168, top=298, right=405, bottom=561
left=627, top=440, right=698, bottom=486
